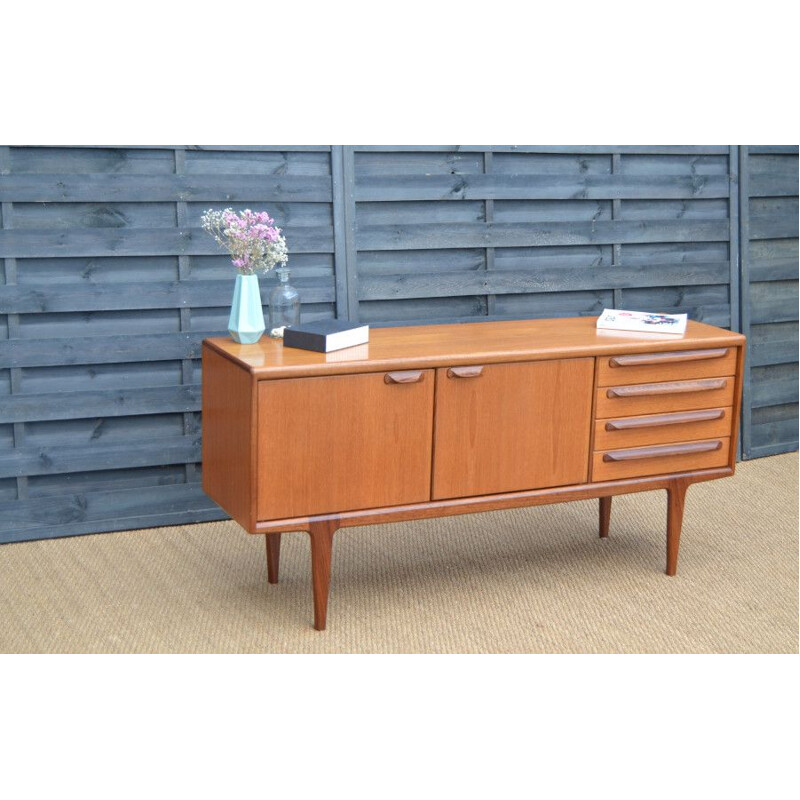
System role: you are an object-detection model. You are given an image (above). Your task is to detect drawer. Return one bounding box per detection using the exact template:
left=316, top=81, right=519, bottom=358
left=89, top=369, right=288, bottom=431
left=592, top=437, right=731, bottom=482
left=593, top=407, right=733, bottom=450
left=597, top=347, right=738, bottom=387
left=595, top=376, right=735, bottom=419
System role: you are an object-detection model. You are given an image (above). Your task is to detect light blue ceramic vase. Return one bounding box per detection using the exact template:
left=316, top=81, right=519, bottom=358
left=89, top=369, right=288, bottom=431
left=228, top=274, right=265, bottom=344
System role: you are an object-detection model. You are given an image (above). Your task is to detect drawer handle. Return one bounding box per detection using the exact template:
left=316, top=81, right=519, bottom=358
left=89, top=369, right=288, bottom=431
left=605, top=409, right=726, bottom=431
left=609, top=349, right=729, bottom=367
left=606, top=378, right=727, bottom=398
left=447, top=366, right=484, bottom=379
left=384, top=370, right=424, bottom=384
left=603, top=440, right=723, bottom=462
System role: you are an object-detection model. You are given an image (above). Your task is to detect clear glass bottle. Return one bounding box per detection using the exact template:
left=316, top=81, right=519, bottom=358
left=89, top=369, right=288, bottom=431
left=268, top=266, right=301, bottom=336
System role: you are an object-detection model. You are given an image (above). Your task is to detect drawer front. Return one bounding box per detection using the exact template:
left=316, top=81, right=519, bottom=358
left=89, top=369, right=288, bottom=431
left=597, top=347, right=738, bottom=387
left=595, top=376, right=735, bottom=419
left=593, top=407, right=733, bottom=450
left=593, top=437, right=731, bottom=481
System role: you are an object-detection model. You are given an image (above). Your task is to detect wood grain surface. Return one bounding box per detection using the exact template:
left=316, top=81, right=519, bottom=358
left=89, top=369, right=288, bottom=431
left=206, top=317, right=746, bottom=381
left=592, top=438, right=731, bottom=481
left=594, top=408, right=732, bottom=450
left=432, top=358, right=594, bottom=499
left=595, top=377, right=735, bottom=418
left=256, top=371, right=434, bottom=520
left=597, top=347, right=738, bottom=386
left=201, top=345, right=255, bottom=531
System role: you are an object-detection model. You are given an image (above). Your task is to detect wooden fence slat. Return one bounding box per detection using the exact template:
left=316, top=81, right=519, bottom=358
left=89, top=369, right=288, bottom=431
left=748, top=214, right=799, bottom=240
left=354, top=173, right=731, bottom=202
left=748, top=257, right=799, bottom=281
left=0, top=278, right=335, bottom=313
left=748, top=171, right=799, bottom=198
left=355, top=220, right=731, bottom=251
left=0, top=174, right=332, bottom=203
left=748, top=145, right=799, bottom=155
left=352, top=145, right=731, bottom=154
left=0, top=482, right=222, bottom=536
left=750, top=339, right=799, bottom=367
left=751, top=375, right=798, bottom=408
left=0, top=331, right=222, bottom=369
left=0, top=226, right=335, bottom=258
left=0, top=435, right=201, bottom=479
left=358, top=262, right=731, bottom=301
left=0, top=384, right=201, bottom=424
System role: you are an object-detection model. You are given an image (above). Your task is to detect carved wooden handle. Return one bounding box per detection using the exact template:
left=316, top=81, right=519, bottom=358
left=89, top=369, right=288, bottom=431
left=609, top=348, right=729, bottom=367
left=384, top=370, right=424, bottom=384
left=447, top=366, right=484, bottom=379
left=605, top=409, right=726, bottom=431
left=607, top=378, right=727, bottom=398
left=603, top=440, right=723, bottom=462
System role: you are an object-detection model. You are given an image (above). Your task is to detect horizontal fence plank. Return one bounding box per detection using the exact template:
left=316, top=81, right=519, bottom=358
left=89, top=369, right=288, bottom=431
left=355, top=220, right=730, bottom=251
left=748, top=145, right=799, bottom=155
left=749, top=214, right=799, bottom=240
left=0, top=435, right=200, bottom=479
left=0, top=384, right=201, bottom=424
left=751, top=377, right=798, bottom=409
left=0, top=226, right=335, bottom=258
left=748, top=171, right=799, bottom=197
left=748, top=256, right=799, bottom=282
left=18, top=145, right=331, bottom=152
left=0, top=278, right=335, bottom=313
left=747, top=441, right=800, bottom=459
left=185, top=145, right=331, bottom=152
left=750, top=280, right=799, bottom=324
left=358, top=261, right=730, bottom=301
left=0, top=482, right=222, bottom=538
left=0, top=174, right=332, bottom=203
left=1, top=505, right=228, bottom=544
left=354, top=174, right=730, bottom=202
left=0, top=332, right=223, bottom=369
left=747, top=441, right=800, bottom=458
left=352, top=145, right=730, bottom=154
left=750, top=333, right=799, bottom=367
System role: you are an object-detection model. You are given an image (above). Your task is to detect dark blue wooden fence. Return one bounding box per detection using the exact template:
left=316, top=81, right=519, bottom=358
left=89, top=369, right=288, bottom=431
left=0, top=145, right=797, bottom=543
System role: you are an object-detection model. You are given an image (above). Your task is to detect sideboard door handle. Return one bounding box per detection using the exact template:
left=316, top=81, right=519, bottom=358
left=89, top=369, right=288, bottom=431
left=606, top=378, right=727, bottom=398
left=447, top=366, right=484, bottom=379
left=384, top=370, right=424, bottom=384
left=603, top=440, right=723, bottom=462
left=609, top=348, right=729, bottom=367
left=605, top=409, right=726, bottom=431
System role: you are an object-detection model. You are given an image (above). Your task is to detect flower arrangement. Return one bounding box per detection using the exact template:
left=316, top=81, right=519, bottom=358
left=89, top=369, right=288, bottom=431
left=201, top=208, right=289, bottom=275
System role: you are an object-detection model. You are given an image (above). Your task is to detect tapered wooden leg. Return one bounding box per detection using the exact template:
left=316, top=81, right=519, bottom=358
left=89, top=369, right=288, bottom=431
left=599, top=496, right=612, bottom=538
left=666, top=480, right=688, bottom=576
left=308, top=519, right=338, bottom=631
left=266, top=533, right=282, bottom=584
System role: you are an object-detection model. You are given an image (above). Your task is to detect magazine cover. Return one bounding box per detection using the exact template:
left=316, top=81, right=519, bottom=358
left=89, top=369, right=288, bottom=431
left=596, top=308, right=688, bottom=335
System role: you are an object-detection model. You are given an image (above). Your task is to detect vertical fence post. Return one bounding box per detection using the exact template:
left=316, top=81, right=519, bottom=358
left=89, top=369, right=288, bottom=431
left=331, top=145, right=359, bottom=320
left=738, top=146, right=752, bottom=459
left=728, top=146, right=741, bottom=461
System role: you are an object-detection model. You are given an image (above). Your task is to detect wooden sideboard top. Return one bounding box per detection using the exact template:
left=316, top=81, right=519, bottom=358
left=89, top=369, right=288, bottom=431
left=204, top=317, right=746, bottom=380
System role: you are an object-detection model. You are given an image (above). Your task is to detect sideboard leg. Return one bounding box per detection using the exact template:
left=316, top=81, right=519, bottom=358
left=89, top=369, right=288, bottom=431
left=266, top=533, right=282, bottom=584
left=666, top=481, right=688, bottom=577
left=308, top=519, right=339, bottom=631
left=599, top=496, right=612, bottom=538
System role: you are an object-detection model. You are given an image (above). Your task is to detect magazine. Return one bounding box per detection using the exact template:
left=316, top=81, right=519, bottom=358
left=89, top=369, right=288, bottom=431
left=596, top=308, right=687, bottom=335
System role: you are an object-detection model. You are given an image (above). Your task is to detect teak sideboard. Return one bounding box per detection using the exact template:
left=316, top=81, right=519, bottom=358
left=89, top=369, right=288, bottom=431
left=202, top=317, right=746, bottom=630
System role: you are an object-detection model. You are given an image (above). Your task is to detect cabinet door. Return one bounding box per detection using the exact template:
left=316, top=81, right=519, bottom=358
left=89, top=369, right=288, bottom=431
left=257, top=371, right=434, bottom=520
left=432, top=359, right=594, bottom=500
